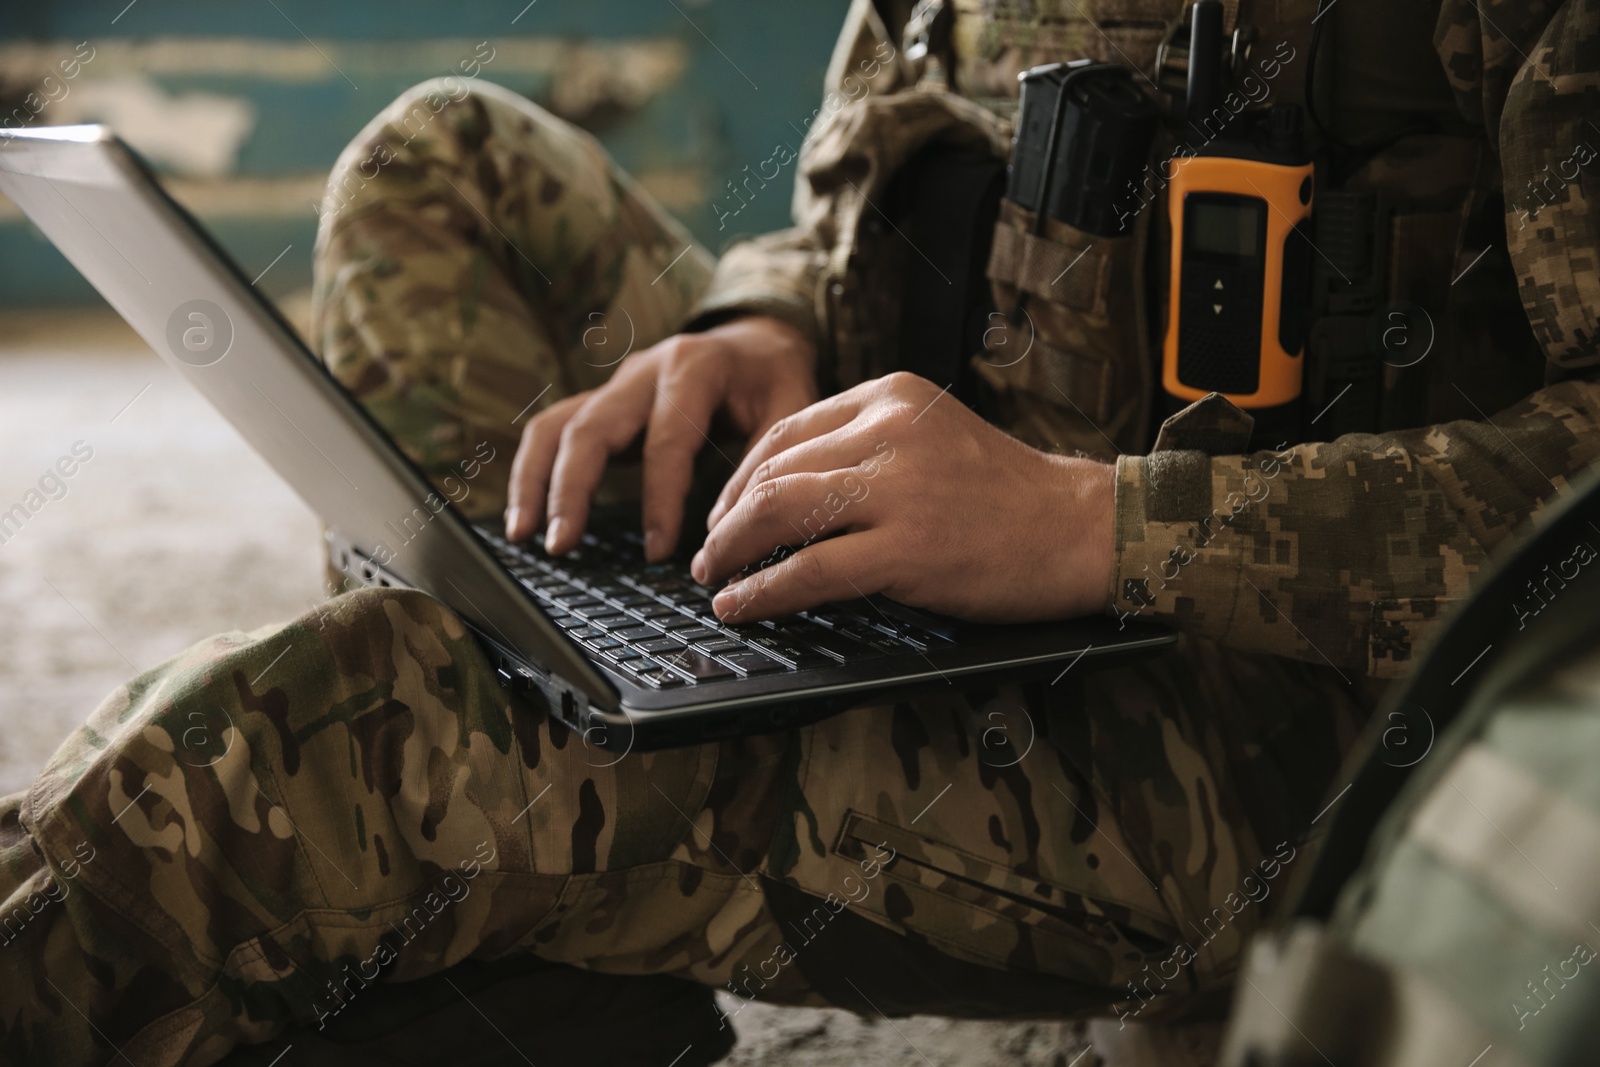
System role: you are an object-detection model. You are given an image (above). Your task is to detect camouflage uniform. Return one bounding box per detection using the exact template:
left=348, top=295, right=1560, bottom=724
left=1219, top=555, right=1600, bottom=1067
left=0, top=0, right=1594, bottom=1065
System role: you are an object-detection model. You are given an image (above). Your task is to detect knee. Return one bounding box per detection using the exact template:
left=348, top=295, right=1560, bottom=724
left=317, top=79, right=468, bottom=218
left=315, top=584, right=462, bottom=638
left=318, top=78, right=584, bottom=222
left=302, top=587, right=490, bottom=721
left=147, top=586, right=487, bottom=774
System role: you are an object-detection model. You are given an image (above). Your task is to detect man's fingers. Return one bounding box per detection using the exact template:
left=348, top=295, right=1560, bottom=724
left=748, top=376, right=821, bottom=447
left=641, top=363, right=723, bottom=560
left=711, top=531, right=888, bottom=624
left=544, top=369, right=655, bottom=553
left=505, top=393, right=586, bottom=540
left=730, top=429, right=874, bottom=509
left=694, top=470, right=875, bottom=586
left=709, top=392, right=862, bottom=529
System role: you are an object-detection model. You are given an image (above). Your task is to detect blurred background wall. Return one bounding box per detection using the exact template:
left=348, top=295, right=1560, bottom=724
left=0, top=0, right=849, bottom=307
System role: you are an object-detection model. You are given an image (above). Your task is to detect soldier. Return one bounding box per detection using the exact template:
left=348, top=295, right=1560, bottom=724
left=0, top=1, right=1593, bottom=1065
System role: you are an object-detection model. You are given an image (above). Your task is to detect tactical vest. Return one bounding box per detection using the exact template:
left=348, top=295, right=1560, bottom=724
left=826, top=0, right=1535, bottom=459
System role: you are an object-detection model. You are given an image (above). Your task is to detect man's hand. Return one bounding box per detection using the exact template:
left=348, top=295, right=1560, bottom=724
left=506, top=315, right=817, bottom=560
left=691, top=372, right=1115, bottom=624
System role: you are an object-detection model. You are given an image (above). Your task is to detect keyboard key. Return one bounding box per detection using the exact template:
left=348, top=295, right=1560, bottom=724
left=609, top=592, right=654, bottom=608
left=553, top=593, right=602, bottom=609
left=634, top=603, right=680, bottom=620
left=871, top=620, right=933, bottom=651
left=837, top=625, right=910, bottom=656
left=658, top=614, right=702, bottom=631
left=590, top=615, right=636, bottom=632
left=552, top=616, right=587, bottom=630
left=614, top=626, right=661, bottom=642
left=637, top=636, right=686, bottom=655
left=536, top=583, right=581, bottom=600
left=583, top=636, right=622, bottom=652
left=745, top=635, right=827, bottom=669
left=568, top=627, right=605, bottom=642
left=695, top=637, right=743, bottom=654
left=769, top=621, right=824, bottom=641
left=717, top=649, right=788, bottom=675
left=634, top=668, right=685, bottom=688
left=569, top=602, right=618, bottom=620
left=796, top=627, right=883, bottom=663
left=867, top=598, right=960, bottom=642
left=803, top=612, right=858, bottom=632
left=654, top=648, right=736, bottom=682
left=675, top=626, right=718, bottom=643
left=602, top=646, right=642, bottom=664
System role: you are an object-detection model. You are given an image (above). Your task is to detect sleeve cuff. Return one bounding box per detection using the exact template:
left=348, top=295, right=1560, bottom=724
left=683, top=234, right=826, bottom=356
left=1109, top=450, right=1274, bottom=633
left=683, top=288, right=822, bottom=355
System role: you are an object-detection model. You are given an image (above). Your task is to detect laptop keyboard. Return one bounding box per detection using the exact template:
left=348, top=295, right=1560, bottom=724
left=477, top=523, right=952, bottom=688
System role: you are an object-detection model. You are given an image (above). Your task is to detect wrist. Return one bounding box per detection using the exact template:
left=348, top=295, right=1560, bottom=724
left=706, top=313, right=817, bottom=377
left=746, top=313, right=818, bottom=376
left=1046, top=454, right=1116, bottom=618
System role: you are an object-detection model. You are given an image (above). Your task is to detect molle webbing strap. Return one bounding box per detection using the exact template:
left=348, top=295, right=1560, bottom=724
left=981, top=199, right=1128, bottom=426
left=985, top=201, right=1112, bottom=313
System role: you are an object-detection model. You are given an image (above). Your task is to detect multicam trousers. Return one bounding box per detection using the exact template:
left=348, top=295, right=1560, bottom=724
left=0, top=81, right=1367, bottom=1066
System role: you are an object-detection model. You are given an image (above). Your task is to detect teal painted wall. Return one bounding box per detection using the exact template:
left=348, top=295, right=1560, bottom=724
left=0, top=1, right=848, bottom=307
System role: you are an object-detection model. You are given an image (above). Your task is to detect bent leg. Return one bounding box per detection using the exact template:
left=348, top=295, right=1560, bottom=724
left=0, top=611, right=1364, bottom=1063
left=726, top=635, right=1367, bottom=1025
left=0, top=83, right=743, bottom=1065
left=0, top=588, right=773, bottom=1065
left=313, top=78, right=715, bottom=519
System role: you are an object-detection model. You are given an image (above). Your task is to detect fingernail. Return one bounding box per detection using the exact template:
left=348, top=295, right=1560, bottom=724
left=712, top=590, right=737, bottom=617
left=546, top=517, right=568, bottom=553
left=690, top=551, right=706, bottom=583
left=644, top=528, right=663, bottom=561
left=505, top=506, right=523, bottom=538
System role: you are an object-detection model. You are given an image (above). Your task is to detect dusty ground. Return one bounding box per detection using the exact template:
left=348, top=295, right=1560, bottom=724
left=0, top=306, right=1098, bottom=1066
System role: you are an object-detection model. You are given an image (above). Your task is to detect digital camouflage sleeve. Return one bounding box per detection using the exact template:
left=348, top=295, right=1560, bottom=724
left=1112, top=0, right=1600, bottom=677
left=691, top=0, right=1600, bottom=681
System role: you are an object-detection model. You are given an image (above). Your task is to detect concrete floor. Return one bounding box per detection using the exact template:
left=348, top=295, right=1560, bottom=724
left=0, top=305, right=1094, bottom=1066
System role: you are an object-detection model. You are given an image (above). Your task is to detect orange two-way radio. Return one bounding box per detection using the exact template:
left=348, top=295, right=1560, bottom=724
left=1161, top=1, right=1314, bottom=426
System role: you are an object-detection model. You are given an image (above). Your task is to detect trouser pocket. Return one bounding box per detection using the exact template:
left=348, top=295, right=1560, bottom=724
left=833, top=809, right=1177, bottom=988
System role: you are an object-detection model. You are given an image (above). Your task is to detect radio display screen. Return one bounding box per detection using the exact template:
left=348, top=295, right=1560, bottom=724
left=1188, top=199, right=1263, bottom=258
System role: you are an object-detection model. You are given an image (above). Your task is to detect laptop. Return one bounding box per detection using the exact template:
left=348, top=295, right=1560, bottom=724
left=0, top=125, right=1175, bottom=752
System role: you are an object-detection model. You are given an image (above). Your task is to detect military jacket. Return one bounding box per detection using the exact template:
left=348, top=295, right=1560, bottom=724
left=687, top=0, right=1600, bottom=680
